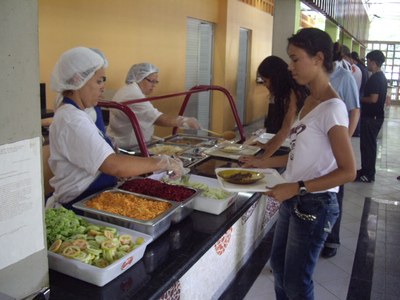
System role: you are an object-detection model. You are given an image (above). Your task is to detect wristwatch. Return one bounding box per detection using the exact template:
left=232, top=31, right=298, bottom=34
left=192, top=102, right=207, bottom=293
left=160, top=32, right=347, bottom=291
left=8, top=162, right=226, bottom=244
left=298, top=180, right=307, bottom=196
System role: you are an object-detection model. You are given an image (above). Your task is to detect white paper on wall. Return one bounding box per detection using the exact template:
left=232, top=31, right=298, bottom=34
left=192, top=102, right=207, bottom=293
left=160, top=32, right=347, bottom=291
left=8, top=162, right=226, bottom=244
left=0, top=137, right=45, bottom=270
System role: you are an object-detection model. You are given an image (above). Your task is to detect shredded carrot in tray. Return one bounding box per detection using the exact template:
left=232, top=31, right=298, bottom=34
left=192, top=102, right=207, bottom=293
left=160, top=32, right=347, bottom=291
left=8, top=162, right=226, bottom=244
left=85, top=192, right=172, bottom=221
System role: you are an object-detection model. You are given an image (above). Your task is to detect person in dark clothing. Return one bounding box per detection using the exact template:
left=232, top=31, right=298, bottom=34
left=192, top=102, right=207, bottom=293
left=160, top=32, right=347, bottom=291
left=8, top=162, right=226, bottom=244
left=241, top=56, right=309, bottom=165
left=262, top=56, right=308, bottom=135
left=351, top=51, right=369, bottom=98
left=351, top=51, right=369, bottom=137
left=355, top=50, right=387, bottom=182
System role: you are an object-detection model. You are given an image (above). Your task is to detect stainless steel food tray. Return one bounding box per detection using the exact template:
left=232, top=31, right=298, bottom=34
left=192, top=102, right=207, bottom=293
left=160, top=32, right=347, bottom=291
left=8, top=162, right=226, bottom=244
left=168, top=187, right=200, bottom=223
left=164, top=134, right=219, bottom=147
left=117, top=178, right=202, bottom=224
left=72, top=189, right=180, bottom=239
left=147, top=143, right=190, bottom=156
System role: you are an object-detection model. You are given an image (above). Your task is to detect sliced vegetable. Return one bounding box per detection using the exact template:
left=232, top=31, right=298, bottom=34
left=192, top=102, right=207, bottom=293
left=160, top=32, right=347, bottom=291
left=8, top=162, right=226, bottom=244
left=94, top=258, right=110, bottom=268
left=72, top=238, right=88, bottom=250
left=104, top=230, right=114, bottom=239
left=62, top=245, right=81, bottom=258
left=45, top=208, right=147, bottom=267
left=101, top=240, right=118, bottom=250
left=49, top=239, right=62, bottom=253
left=119, top=234, right=133, bottom=245
left=135, top=237, right=145, bottom=245
left=162, top=178, right=231, bottom=200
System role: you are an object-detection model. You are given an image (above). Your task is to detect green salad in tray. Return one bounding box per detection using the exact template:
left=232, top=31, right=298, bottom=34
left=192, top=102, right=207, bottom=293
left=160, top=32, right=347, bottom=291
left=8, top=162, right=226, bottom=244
left=163, top=176, right=231, bottom=200
left=45, top=207, right=144, bottom=268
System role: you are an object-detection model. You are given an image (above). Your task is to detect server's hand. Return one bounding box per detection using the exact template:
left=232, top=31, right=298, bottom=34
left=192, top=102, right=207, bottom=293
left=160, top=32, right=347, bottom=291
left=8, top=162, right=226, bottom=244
left=154, top=154, right=184, bottom=179
left=177, top=116, right=201, bottom=129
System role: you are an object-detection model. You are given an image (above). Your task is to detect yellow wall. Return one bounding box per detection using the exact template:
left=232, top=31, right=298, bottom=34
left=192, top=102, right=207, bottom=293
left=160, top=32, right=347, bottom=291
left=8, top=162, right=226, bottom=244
left=219, top=0, right=272, bottom=131
left=39, top=0, right=272, bottom=136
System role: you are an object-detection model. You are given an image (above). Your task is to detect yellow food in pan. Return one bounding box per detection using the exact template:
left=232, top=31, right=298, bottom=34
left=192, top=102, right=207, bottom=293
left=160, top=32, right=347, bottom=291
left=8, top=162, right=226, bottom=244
left=86, top=192, right=172, bottom=221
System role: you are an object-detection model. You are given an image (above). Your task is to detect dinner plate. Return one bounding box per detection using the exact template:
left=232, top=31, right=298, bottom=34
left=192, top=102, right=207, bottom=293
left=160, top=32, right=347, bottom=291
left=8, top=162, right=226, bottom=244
left=215, top=168, right=286, bottom=192
left=217, top=169, right=264, bottom=184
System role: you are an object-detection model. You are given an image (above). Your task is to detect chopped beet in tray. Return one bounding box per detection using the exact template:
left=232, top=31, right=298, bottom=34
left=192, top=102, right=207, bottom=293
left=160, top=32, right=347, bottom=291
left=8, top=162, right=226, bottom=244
left=119, top=178, right=195, bottom=202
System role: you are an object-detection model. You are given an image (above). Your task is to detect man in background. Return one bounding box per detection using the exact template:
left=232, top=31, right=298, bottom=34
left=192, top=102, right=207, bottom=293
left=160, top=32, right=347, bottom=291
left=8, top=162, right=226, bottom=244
left=351, top=51, right=369, bottom=137
left=355, top=50, right=387, bottom=183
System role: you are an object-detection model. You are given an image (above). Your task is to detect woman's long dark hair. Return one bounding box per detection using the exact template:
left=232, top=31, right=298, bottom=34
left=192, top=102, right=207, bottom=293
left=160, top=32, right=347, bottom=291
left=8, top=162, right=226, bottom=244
left=258, top=56, right=308, bottom=131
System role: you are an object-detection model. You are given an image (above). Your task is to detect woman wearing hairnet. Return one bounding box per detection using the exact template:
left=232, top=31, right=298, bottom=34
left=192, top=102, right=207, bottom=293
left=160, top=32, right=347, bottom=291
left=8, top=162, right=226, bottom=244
left=46, top=47, right=184, bottom=209
left=106, top=63, right=201, bottom=149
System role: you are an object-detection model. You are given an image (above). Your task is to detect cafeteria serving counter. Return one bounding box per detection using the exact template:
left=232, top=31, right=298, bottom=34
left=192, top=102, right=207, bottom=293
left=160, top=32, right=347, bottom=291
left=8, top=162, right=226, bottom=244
left=48, top=157, right=281, bottom=299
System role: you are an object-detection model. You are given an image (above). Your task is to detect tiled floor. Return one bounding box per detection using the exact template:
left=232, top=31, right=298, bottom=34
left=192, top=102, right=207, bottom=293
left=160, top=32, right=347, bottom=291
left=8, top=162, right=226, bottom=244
left=236, top=105, right=400, bottom=300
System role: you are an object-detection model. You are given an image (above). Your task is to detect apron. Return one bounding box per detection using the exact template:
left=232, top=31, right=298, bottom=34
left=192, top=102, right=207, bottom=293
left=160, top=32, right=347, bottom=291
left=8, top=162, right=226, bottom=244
left=60, top=98, right=118, bottom=211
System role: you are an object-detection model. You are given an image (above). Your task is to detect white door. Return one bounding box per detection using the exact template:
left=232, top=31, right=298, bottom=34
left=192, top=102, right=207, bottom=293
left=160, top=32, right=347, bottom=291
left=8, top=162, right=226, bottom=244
left=185, top=18, right=214, bottom=132
left=236, top=28, right=250, bottom=124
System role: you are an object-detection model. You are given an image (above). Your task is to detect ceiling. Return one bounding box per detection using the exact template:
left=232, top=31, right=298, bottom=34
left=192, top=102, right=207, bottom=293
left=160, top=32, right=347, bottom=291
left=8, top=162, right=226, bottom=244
left=363, top=0, right=400, bottom=21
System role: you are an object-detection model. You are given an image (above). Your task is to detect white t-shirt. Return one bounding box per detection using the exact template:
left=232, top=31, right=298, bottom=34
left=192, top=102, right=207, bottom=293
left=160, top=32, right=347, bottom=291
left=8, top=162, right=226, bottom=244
left=338, top=60, right=362, bottom=91
left=283, top=98, right=349, bottom=193
left=106, top=83, right=162, bottom=149
left=48, top=104, right=115, bottom=204
left=350, top=63, right=362, bottom=91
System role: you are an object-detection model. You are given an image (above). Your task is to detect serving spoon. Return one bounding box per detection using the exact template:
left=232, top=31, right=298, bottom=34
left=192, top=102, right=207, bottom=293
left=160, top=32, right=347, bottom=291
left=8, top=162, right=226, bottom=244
left=200, top=128, right=236, bottom=140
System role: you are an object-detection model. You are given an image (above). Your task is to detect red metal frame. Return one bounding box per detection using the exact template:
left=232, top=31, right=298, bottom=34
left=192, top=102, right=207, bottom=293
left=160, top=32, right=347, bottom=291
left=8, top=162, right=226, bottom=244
left=98, top=85, right=245, bottom=157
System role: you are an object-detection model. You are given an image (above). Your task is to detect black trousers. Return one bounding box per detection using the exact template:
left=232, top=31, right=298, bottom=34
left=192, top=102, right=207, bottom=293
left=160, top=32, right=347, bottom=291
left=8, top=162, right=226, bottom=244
left=359, top=116, right=384, bottom=179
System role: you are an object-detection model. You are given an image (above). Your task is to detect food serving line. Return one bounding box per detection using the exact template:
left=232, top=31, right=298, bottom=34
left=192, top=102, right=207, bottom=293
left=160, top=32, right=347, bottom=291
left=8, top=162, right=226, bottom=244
left=97, top=85, right=247, bottom=157
left=47, top=86, right=288, bottom=299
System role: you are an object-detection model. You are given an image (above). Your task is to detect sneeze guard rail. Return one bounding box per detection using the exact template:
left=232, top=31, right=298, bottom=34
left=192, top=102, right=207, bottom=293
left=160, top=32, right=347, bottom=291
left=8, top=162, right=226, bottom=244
left=98, top=85, right=245, bottom=157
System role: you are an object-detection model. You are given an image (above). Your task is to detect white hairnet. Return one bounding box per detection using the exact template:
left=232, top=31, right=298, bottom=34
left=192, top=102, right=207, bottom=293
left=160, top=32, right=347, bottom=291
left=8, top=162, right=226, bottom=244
left=51, top=47, right=106, bottom=93
left=125, top=63, right=159, bottom=84
left=89, top=48, right=109, bottom=68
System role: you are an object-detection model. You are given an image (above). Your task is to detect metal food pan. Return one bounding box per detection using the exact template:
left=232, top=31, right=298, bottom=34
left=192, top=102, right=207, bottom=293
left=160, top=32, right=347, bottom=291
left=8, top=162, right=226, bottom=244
left=168, top=188, right=199, bottom=224
left=177, top=155, right=195, bottom=167
left=164, top=134, right=212, bottom=146
left=115, top=187, right=199, bottom=224
left=197, top=139, right=221, bottom=147
left=178, top=154, right=208, bottom=168
left=72, top=189, right=180, bottom=239
left=116, top=178, right=202, bottom=224
left=147, top=143, right=190, bottom=156
left=180, top=146, right=208, bottom=157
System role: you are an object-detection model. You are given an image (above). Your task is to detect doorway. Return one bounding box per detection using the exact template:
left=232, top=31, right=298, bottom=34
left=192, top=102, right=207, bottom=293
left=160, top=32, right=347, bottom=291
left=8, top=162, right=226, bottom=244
left=185, top=18, right=214, bottom=130
left=236, top=28, right=251, bottom=124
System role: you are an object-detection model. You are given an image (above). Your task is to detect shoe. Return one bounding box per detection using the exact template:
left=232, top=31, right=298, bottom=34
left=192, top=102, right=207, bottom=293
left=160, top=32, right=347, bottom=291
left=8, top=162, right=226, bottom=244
left=397, top=176, right=400, bottom=181
left=321, top=247, right=337, bottom=258
left=355, top=175, right=374, bottom=183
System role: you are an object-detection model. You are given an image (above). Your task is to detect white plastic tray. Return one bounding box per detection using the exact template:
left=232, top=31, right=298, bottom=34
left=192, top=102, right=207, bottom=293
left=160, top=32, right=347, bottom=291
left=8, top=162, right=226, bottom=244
left=185, top=174, right=237, bottom=215
left=148, top=173, right=237, bottom=215
left=47, top=217, right=153, bottom=287
left=215, top=167, right=286, bottom=192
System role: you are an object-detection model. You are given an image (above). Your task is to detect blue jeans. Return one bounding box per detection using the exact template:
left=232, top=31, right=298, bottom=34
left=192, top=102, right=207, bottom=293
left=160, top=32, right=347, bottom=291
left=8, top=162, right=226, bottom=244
left=324, top=185, right=344, bottom=248
left=270, top=192, right=339, bottom=300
